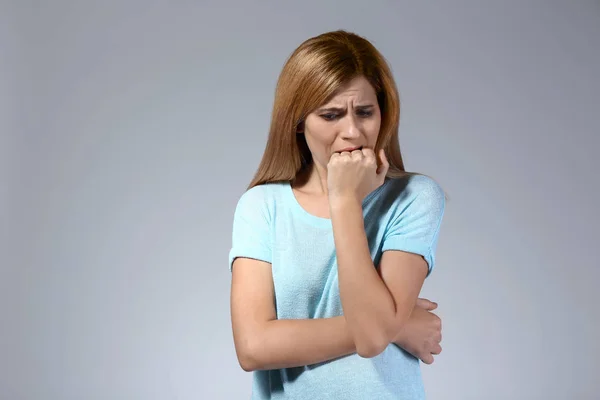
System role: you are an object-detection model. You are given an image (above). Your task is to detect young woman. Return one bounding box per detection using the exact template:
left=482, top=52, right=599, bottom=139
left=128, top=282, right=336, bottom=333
left=228, top=30, right=446, bottom=399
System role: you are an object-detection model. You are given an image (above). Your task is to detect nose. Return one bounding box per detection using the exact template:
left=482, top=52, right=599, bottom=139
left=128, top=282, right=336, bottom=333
left=340, top=113, right=361, bottom=140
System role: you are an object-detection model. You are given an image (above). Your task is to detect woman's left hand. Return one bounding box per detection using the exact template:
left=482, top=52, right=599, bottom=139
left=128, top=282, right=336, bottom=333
left=327, top=148, right=389, bottom=203
left=392, top=298, right=443, bottom=365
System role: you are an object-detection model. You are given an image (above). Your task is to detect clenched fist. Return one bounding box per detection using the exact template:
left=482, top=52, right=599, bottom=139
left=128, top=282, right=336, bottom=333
left=327, top=148, right=389, bottom=203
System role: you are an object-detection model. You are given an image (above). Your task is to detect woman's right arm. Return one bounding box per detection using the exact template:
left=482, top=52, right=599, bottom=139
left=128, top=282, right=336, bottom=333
left=231, top=256, right=444, bottom=371
left=231, top=257, right=356, bottom=371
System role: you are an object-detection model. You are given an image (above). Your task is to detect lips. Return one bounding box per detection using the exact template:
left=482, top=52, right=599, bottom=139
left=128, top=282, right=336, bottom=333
left=336, top=146, right=363, bottom=153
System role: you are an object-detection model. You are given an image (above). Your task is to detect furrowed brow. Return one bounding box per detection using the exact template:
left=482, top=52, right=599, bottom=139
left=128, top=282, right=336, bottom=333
left=317, top=104, right=374, bottom=113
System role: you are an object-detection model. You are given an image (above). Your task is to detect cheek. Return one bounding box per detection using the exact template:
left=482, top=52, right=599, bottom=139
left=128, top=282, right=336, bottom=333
left=306, top=135, right=332, bottom=159
left=367, top=118, right=382, bottom=142
left=305, top=123, right=336, bottom=151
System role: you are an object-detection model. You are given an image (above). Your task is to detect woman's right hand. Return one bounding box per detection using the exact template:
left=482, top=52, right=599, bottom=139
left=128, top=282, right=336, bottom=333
left=392, top=298, right=443, bottom=364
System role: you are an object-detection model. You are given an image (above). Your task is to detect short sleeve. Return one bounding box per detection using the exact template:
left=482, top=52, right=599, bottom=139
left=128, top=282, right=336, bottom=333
left=228, top=186, right=273, bottom=272
left=381, top=176, right=446, bottom=276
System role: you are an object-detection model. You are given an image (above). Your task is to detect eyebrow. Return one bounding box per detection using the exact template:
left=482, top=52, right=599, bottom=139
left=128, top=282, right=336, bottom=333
left=316, top=104, right=375, bottom=113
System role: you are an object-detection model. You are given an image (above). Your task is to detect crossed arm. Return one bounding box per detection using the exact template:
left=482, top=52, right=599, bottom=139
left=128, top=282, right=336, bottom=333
left=230, top=251, right=434, bottom=372
left=230, top=196, right=437, bottom=372
left=230, top=257, right=357, bottom=372
left=330, top=196, right=429, bottom=358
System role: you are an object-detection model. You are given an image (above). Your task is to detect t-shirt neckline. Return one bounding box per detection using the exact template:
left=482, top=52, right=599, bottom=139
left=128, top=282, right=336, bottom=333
left=283, top=179, right=389, bottom=228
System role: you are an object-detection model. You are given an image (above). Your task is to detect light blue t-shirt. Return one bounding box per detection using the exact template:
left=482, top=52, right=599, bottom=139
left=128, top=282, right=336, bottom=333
left=228, top=173, right=446, bottom=400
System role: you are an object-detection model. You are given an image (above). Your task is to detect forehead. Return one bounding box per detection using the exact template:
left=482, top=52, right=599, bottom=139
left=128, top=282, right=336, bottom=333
left=323, top=76, right=377, bottom=105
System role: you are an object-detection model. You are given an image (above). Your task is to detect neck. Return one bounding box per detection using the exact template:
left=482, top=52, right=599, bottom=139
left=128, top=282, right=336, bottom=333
left=295, top=162, right=329, bottom=195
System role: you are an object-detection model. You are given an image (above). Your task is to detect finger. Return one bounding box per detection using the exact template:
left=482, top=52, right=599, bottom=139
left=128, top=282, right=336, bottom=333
left=377, top=148, right=390, bottom=176
left=421, top=354, right=434, bottom=365
left=415, top=298, right=435, bottom=310
left=415, top=298, right=438, bottom=310
left=431, top=344, right=442, bottom=355
left=352, top=149, right=365, bottom=162
left=359, top=148, right=375, bottom=163
left=361, top=147, right=375, bottom=156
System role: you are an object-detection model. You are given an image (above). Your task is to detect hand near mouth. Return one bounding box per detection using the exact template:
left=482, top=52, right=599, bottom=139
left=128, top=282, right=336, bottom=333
left=327, top=148, right=389, bottom=204
left=335, top=145, right=363, bottom=154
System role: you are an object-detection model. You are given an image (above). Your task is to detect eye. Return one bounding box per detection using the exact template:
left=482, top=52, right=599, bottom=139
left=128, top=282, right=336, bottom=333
left=357, top=110, right=373, bottom=118
left=320, top=113, right=338, bottom=121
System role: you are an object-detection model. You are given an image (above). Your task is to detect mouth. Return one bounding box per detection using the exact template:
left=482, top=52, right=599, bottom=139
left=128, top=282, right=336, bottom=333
left=336, top=146, right=363, bottom=153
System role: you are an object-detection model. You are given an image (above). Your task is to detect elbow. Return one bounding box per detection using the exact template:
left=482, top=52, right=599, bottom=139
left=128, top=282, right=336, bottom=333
left=356, top=341, right=387, bottom=358
left=238, top=356, right=257, bottom=372
left=354, top=319, right=406, bottom=359
left=235, top=338, right=262, bottom=372
left=237, top=346, right=256, bottom=372
left=354, top=329, right=390, bottom=359
left=234, top=322, right=274, bottom=372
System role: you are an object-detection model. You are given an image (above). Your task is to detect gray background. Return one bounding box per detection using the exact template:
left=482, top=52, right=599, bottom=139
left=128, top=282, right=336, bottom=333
left=3, top=1, right=599, bottom=399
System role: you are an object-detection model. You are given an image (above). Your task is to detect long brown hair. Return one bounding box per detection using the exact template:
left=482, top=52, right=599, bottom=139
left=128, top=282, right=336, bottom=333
left=248, top=30, right=408, bottom=190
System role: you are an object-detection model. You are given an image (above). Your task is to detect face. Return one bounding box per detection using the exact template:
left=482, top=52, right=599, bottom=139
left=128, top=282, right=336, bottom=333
left=301, top=75, right=381, bottom=170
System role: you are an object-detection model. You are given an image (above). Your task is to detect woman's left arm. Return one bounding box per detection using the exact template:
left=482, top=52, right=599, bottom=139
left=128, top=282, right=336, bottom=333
left=330, top=197, right=429, bottom=358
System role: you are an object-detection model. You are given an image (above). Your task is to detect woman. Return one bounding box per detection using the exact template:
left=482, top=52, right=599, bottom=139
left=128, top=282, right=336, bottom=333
left=228, top=30, right=446, bottom=399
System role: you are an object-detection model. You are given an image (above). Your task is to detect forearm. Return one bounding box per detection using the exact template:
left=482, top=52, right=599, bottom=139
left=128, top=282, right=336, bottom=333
left=244, top=316, right=355, bottom=371
left=330, top=197, right=398, bottom=357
